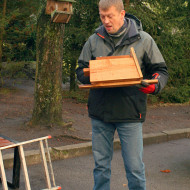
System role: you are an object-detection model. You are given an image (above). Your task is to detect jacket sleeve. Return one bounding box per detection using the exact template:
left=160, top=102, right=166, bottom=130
left=142, top=33, right=169, bottom=94
left=76, top=39, right=92, bottom=84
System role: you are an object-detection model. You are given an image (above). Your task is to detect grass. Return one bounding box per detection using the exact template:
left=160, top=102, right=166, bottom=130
left=0, top=87, right=17, bottom=95
left=62, top=89, right=89, bottom=103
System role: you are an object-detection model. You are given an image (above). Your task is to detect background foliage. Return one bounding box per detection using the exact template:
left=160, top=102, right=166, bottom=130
left=0, top=0, right=189, bottom=103
left=127, top=0, right=190, bottom=103
left=0, top=0, right=38, bottom=61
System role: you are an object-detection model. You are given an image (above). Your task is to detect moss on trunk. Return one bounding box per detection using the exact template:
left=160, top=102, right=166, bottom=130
left=32, top=7, right=65, bottom=125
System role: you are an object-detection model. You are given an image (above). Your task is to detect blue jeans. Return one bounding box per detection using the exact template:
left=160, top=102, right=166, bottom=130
left=91, top=118, right=146, bottom=190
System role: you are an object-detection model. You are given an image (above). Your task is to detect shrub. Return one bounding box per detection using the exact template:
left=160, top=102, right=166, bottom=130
left=1, top=61, right=36, bottom=79
left=158, top=86, right=190, bottom=103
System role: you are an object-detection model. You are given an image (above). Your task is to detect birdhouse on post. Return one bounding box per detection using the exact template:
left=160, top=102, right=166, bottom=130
left=46, top=0, right=75, bottom=23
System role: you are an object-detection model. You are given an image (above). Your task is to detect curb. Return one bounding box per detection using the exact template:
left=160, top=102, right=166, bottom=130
left=3, top=128, right=190, bottom=169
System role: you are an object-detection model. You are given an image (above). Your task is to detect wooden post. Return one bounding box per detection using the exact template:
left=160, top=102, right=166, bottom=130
left=39, top=140, right=51, bottom=189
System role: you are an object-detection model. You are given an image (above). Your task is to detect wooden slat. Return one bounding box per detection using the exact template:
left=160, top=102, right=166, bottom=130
left=96, top=55, right=131, bottom=60
left=52, top=11, right=71, bottom=23
left=45, top=139, right=56, bottom=187
left=79, top=79, right=158, bottom=89
left=83, top=55, right=132, bottom=77
left=83, top=68, right=90, bottom=76
left=130, top=47, right=143, bottom=79
left=39, top=140, right=51, bottom=189
left=89, top=58, right=140, bottom=83
left=91, top=78, right=141, bottom=85
left=19, top=145, right=31, bottom=190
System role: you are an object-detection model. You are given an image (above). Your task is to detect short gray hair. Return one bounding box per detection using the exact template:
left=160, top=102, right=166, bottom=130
left=99, top=0, right=124, bottom=12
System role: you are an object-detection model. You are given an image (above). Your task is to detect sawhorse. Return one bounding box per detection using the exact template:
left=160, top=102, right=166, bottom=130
left=0, top=135, right=61, bottom=190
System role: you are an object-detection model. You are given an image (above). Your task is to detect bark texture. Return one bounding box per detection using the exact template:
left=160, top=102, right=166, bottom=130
left=32, top=7, right=65, bottom=125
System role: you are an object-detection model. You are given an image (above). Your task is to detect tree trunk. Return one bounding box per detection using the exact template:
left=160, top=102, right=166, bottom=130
left=0, top=0, right=7, bottom=63
left=31, top=6, right=65, bottom=125
left=69, top=58, right=76, bottom=91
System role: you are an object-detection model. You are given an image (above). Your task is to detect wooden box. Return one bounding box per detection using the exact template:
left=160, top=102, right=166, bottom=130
left=79, top=47, right=158, bottom=89
left=46, top=0, right=75, bottom=23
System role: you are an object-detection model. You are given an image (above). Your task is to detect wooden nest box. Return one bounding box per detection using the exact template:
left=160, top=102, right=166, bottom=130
left=46, top=0, right=75, bottom=23
left=79, top=47, right=158, bottom=89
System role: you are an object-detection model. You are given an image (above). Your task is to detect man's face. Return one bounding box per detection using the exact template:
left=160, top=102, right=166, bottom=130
left=99, top=6, right=125, bottom=34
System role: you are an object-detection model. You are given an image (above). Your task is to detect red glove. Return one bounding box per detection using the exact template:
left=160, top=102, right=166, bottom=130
left=139, top=84, right=155, bottom=94
left=139, top=73, right=159, bottom=94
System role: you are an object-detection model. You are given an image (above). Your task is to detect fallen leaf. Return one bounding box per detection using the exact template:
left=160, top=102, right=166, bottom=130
left=160, top=169, right=171, bottom=173
left=123, top=184, right=127, bottom=187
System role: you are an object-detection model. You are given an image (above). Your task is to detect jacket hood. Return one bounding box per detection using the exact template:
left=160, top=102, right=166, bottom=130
left=125, top=13, right=143, bottom=31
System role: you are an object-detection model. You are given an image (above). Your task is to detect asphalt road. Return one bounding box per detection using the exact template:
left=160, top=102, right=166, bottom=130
left=1, top=138, right=190, bottom=190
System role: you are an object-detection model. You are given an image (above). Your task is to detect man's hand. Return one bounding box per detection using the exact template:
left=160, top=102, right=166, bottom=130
left=139, top=84, right=156, bottom=94
left=139, top=73, right=159, bottom=94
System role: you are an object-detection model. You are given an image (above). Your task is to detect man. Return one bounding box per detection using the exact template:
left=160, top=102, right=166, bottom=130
left=76, top=0, right=168, bottom=189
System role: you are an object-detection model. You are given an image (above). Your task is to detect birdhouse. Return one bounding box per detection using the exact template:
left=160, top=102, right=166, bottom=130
left=46, top=0, right=75, bottom=23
